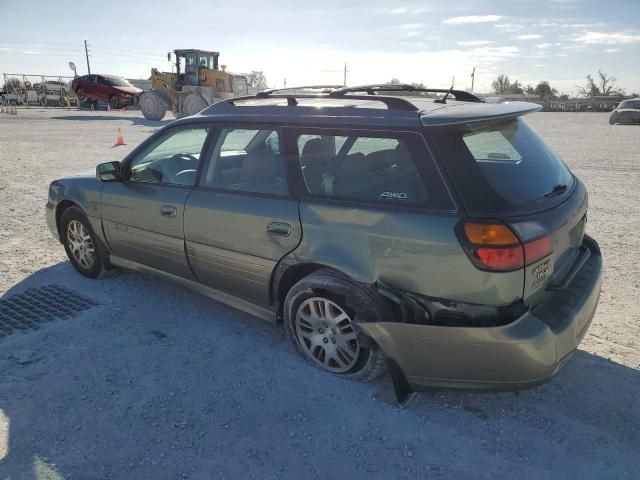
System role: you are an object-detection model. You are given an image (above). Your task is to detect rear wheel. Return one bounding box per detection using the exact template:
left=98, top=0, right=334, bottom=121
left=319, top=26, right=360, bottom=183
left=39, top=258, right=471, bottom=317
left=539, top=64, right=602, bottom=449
left=283, top=269, right=390, bottom=382
left=183, top=93, right=208, bottom=116
left=139, top=91, right=167, bottom=121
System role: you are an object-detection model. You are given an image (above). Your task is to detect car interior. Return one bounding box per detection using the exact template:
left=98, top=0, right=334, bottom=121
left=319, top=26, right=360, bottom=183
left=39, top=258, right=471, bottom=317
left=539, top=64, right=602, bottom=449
left=298, top=135, right=429, bottom=203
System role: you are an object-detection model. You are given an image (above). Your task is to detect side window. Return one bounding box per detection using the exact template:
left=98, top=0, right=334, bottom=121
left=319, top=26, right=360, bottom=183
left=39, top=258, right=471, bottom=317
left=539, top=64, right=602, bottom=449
left=129, top=127, right=209, bottom=186
left=203, top=128, right=288, bottom=196
left=296, top=132, right=434, bottom=205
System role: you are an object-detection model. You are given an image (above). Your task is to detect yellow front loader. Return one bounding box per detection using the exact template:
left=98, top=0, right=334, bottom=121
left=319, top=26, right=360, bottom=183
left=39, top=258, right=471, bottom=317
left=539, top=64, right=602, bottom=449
left=139, top=49, right=249, bottom=121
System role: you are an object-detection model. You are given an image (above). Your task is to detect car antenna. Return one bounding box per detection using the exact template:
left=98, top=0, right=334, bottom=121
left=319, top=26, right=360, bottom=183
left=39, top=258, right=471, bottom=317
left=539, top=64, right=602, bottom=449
left=434, top=84, right=455, bottom=104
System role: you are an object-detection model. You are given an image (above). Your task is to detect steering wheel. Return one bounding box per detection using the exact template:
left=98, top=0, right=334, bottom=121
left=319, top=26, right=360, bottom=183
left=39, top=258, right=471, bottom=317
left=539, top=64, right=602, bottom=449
left=164, top=153, right=198, bottom=183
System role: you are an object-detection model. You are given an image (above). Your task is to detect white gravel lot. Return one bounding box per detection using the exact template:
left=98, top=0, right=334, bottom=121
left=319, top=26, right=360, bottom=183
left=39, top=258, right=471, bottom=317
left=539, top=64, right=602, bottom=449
left=0, top=108, right=639, bottom=479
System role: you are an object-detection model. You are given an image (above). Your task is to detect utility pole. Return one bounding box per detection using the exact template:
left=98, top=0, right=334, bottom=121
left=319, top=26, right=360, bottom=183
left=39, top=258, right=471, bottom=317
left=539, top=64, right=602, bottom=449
left=84, top=40, right=91, bottom=74
left=283, top=77, right=287, bottom=88
left=471, top=66, right=475, bottom=93
left=343, top=62, right=347, bottom=86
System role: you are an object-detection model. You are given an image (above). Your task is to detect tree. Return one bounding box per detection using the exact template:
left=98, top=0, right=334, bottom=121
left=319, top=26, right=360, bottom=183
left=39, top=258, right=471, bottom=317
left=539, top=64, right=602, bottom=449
left=1, top=76, right=21, bottom=91
left=577, top=70, right=625, bottom=97
left=534, top=81, right=558, bottom=99
left=558, top=94, right=569, bottom=100
left=509, top=80, right=523, bottom=94
left=492, top=74, right=511, bottom=94
left=388, top=78, right=402, bottom=85
left=242, top=71, right=268, bottom=89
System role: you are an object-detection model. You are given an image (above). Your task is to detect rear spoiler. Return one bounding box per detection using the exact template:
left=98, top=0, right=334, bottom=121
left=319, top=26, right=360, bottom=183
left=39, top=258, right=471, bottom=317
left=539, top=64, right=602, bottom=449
left=420, top=101, right=542, bottom=127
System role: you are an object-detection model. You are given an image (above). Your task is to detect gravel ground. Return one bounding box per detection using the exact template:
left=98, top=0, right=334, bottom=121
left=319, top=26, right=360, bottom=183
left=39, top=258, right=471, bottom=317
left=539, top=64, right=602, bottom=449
left=0, top=109, right=639, bottom=479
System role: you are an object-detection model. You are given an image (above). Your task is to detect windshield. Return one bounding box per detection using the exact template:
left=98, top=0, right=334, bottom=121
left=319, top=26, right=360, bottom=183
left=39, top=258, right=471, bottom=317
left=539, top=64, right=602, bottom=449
left=427, top=117, right=574, bottom=216
left=105, top=76, right=133, bottom=87
left=619, top=100, right=640, bottom=109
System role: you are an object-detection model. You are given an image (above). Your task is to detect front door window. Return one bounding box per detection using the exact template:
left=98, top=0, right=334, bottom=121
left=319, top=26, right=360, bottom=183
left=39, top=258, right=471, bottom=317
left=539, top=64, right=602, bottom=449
left=129, top=127, right=209, bottom=186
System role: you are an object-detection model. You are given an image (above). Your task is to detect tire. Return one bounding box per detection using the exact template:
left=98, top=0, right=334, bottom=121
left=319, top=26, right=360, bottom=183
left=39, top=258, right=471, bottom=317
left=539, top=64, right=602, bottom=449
left=76, top=88, right=85, bottom=101
left=283, top=269, right=391, bottom=382
left=139, top=91, right=167, bottom=121
left=183, top=93, right=208, bottom=116
left=60, top=206, right=106, bottom=279
left=109, top=95, right=120, bottom=110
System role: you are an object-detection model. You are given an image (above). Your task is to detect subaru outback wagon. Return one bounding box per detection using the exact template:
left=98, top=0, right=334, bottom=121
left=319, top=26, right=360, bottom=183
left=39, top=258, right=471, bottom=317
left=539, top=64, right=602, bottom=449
left=46, top=84, right=602, bottom=394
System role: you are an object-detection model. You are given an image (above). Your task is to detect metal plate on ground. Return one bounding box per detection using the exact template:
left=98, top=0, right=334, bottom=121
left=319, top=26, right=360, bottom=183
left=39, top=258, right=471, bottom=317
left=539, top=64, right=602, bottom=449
left=0, top=285, right=96, bottom=337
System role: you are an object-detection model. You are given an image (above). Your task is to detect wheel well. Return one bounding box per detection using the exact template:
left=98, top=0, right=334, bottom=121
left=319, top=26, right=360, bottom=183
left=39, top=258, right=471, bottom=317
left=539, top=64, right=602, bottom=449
left=275, top=263, right=334, bottom=321
left=55, top=200, right=77, bottom=239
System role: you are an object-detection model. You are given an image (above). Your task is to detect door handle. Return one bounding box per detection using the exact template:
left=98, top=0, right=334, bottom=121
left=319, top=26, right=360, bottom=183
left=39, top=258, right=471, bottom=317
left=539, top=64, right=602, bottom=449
left=160, top=205, right=177, bottom=218
left=267, top=222, right=291, bottom=237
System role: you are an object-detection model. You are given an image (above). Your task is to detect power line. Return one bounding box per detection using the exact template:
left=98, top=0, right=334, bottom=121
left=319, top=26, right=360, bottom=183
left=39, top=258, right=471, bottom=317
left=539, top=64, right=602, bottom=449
left=0, top=45, right=84, bottom=53
left=0, top=39, right=81, bottom=48
left=91, top=45, right=166, bottom=59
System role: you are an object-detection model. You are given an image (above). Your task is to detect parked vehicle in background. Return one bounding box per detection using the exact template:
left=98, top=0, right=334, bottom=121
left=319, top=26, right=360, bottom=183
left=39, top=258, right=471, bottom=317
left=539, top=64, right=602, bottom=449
left=139, top=49, right=248, bottom=121
left=71, top=74, right=142, bottom=109
left=34, top=80, right=70, bottom=107
left=46, top=84, right=602, bottom=398
left=609, top=98, right=640, bottom=124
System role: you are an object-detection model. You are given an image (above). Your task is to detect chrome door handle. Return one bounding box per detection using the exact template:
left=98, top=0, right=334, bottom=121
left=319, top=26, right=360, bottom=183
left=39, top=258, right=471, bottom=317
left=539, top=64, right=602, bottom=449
left=267, top=222, right=291, bottom=237
left=160, top=205, right=177, bottom=218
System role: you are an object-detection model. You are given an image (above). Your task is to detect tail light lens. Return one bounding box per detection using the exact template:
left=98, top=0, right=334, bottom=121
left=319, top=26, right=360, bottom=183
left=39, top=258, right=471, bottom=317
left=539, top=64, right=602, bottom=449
left=458, top=222, right=552, bottom=272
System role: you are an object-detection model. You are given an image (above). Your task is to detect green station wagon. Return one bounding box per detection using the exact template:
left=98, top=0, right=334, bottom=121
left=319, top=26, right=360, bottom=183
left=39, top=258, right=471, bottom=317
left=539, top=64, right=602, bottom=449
left=46, top=84, right=602, bottom=399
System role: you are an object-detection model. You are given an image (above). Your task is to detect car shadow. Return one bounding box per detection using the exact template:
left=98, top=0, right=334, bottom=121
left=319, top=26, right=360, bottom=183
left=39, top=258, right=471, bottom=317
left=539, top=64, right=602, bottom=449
left=50, top=114, right=174, bottom=127
left=1, top=262, right=639, bottom=478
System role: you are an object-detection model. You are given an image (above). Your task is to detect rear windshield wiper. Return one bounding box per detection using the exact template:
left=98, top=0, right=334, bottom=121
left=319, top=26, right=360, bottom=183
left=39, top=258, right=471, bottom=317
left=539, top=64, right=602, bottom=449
left=543, top=184, right=568, bottom=198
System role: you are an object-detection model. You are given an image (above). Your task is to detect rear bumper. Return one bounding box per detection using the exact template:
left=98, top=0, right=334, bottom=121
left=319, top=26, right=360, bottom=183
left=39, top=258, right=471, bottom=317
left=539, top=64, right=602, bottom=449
left=359, top=235, right=602, bottom=392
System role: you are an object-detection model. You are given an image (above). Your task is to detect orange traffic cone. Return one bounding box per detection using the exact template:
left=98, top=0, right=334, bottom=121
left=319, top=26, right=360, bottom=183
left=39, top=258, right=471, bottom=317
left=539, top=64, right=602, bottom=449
left=115, top=128, right=125, bottom=146
left=11, top=106, right=17, bottom=115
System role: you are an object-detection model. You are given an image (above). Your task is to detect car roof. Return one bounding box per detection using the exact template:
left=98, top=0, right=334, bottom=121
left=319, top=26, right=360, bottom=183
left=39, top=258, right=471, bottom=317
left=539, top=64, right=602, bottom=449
left=193, top=85, right=541, bottom=128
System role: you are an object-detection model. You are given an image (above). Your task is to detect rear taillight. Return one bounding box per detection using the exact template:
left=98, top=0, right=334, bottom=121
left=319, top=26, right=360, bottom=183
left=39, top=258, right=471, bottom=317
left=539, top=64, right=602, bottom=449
left=457, top=222, right=552, bottom=272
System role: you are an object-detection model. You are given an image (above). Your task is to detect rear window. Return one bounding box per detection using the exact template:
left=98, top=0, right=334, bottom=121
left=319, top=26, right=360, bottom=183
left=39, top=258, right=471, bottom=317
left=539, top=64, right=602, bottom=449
left=427, top=118, right=574, bottom=216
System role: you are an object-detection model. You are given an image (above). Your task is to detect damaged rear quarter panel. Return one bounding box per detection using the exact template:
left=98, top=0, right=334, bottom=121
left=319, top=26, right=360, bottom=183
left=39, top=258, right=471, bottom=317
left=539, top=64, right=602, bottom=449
left=288, top=202, right=524, bottom=306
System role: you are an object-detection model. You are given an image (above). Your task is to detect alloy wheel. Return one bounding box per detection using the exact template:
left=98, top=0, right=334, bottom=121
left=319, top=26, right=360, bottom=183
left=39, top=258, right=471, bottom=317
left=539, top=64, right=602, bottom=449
left=294, top=297, right=360, bottom=373
left=66, top=220, right=95, bottom=269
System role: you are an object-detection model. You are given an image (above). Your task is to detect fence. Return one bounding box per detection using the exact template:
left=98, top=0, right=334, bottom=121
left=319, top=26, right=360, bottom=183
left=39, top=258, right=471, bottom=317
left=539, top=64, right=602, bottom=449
left=1, top=73, right=77, bottom=108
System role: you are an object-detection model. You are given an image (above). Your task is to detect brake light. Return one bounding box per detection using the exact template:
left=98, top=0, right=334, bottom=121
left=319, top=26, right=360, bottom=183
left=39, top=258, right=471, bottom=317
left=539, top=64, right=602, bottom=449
left=523, top=235, right=553, bottom=264
left=475, top=246, right=524, bottom=271
left=457, top=222, right=553, bottom=272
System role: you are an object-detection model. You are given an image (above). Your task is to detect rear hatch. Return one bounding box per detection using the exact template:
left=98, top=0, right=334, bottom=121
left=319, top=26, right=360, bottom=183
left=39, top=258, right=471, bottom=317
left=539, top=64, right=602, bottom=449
left=426, top=116, right=587, bottom=307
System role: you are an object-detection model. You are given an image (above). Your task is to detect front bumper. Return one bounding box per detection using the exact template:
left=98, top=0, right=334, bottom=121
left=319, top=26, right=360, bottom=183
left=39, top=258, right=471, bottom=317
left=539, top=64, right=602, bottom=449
left=45, top=200, right=59, bottom=240
left=359, top=235, right=602, bottom=392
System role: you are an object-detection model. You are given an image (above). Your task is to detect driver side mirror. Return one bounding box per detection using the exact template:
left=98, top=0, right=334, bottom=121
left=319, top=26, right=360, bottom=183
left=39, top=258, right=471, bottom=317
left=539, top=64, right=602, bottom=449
left=96, top=161, right=122, bottom=182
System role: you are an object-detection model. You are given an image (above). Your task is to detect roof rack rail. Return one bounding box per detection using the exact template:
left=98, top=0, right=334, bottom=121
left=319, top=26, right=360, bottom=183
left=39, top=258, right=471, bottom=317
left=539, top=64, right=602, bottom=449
left=328, top=84, right=483, bottom=103
left=255, top=85, right=343, bottom=98
left=218, top=92, right=420, bottom=111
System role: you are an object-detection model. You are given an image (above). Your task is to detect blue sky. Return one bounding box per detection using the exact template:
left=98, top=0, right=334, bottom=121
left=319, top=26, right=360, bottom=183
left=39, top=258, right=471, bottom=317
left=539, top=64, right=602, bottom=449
left=1, top=0, right=639, bottom=95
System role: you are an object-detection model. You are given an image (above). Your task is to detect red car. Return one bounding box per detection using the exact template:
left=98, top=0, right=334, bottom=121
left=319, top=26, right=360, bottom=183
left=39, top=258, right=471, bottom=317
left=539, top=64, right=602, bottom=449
left=71, top=74, right=142, bottom=109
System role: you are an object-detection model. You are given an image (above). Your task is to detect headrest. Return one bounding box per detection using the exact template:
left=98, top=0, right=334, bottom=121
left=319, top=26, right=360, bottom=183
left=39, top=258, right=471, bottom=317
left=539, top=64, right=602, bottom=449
left=301, top=138, right=334, bottom=163
left=242, top=149, right=277, bottom=185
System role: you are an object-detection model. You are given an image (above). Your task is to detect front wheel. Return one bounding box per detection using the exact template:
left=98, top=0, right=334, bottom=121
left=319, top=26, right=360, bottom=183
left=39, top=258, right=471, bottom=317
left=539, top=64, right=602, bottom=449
left=60, top=207, right=106, bottom=278
left=139, top=91, right=167, bottom=121
left=109, top=95, right=120, bottom=110
left=283, top=269, right=390, bottom=382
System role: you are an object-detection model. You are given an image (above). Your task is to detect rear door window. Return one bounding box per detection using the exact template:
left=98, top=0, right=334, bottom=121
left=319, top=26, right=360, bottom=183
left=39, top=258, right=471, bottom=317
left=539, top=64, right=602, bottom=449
left=426, top=118, right=574, bottom=216
left=292, top=130, right=453, bottom=210
left=202, top=127, right=288, bottom=196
